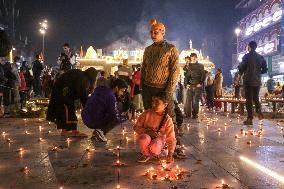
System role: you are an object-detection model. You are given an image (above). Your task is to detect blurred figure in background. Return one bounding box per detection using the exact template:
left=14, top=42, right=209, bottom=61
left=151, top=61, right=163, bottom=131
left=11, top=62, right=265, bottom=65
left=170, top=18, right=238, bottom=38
left=214, top=68, right=223, bottom=110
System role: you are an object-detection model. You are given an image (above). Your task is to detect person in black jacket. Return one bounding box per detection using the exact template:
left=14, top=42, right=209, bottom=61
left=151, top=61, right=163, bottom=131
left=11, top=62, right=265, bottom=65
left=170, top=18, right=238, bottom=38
left=184, top=53, right=205, bottom=119
left=32, top=54, right=44, bottom=97
left=46, top=68, right=97, bottom=137
left=57, top=43, right=76, bottom=73
left=238, top=41, right=267, bottom=125
left=0, top=30, right=11, bottom=116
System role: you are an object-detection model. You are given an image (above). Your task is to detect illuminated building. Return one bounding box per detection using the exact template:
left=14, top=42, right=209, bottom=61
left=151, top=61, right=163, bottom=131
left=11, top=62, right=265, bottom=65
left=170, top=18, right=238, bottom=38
left=78, top=37, right=214, bottom=76
left=234, top=0, right=284, bottom=78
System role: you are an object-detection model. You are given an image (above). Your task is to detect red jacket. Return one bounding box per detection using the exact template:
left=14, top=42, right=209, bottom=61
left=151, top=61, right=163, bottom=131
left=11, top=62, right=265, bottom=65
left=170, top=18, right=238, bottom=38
left=19, top=71, right=26, bottom=91
left=130, top=70, right=141, bottom=97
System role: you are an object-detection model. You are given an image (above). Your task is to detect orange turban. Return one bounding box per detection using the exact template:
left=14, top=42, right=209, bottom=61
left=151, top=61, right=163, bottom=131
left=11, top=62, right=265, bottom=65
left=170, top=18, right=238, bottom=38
left=149, top=19, right=165, bottom=32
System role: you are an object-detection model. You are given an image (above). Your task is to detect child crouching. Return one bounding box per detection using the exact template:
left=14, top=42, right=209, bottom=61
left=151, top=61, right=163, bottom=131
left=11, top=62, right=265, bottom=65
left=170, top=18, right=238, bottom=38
left=134, top=92, right=176, bottom=163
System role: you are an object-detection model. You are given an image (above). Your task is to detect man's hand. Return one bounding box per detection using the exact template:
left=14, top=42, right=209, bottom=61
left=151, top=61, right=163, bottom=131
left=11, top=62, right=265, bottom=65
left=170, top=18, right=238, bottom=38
left=196, top=84, right=201, bottom=88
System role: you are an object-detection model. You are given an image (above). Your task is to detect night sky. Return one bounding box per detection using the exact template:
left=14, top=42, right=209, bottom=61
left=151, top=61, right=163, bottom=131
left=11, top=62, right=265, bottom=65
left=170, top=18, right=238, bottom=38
left=16, top=0, right=241, bottom=65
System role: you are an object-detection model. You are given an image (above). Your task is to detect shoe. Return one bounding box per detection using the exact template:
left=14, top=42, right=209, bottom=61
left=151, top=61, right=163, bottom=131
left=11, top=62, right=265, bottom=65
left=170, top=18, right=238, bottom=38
left=137, top=155, right=150, bottom=163
left=257, top=113, right=264, bottom=120
left=243, top=119, right=253, bottom=126
left=92, top=129, right=107, bottom=142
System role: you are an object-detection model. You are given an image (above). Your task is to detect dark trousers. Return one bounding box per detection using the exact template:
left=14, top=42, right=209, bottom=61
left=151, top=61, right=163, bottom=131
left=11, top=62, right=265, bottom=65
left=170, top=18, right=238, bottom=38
left=3, top=87, right=14, bottom=107
left=205, top=85, right=214, bottom=108
left=235, top=86, right=241, bottom=98
left=142, top=85, right=176, bottom=124
left=185, top=87, right=202, bottom=117
left=19, top=90, right=27, bottom=108
left=244, top=86, right=261, bottom=119
left=33, top=77, right=41, bottom=96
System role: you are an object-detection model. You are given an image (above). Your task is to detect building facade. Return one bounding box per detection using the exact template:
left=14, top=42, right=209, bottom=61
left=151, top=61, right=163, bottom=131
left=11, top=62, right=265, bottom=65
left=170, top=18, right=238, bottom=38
left=235, top=0, right=283, bottom=79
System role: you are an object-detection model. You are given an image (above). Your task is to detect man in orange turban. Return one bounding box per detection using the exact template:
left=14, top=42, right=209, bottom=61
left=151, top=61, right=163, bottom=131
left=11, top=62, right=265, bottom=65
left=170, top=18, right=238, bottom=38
left=140, top=19, right=181, bottom=163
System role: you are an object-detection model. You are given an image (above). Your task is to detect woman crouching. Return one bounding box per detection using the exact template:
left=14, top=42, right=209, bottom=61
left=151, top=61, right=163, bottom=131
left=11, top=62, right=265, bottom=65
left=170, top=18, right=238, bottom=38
left=134, top=91, right=176, bottom=163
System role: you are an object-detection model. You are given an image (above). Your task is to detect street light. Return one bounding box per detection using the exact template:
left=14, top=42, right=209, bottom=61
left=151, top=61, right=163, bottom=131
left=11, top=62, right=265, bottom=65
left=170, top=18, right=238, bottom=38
left=39, top=19, right=48, bottom=61
left=235, top=27, right=241, bottom=62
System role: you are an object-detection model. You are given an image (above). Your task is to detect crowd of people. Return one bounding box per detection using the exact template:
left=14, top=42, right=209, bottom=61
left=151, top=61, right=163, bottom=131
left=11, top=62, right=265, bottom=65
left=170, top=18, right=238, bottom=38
left=0, top=19, right=269, bottom=164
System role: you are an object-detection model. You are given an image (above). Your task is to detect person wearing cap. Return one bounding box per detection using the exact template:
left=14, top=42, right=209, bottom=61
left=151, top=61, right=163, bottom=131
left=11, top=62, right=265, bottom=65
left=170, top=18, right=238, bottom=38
left=141, top=19, right=179, bottom=124
left=82, top=78, right=129, bottom=142
left=141, top=19, right=181, bottom=158
left=238, top=41, right=267, bottom=125
left=46, top=68, right=98, bottom=137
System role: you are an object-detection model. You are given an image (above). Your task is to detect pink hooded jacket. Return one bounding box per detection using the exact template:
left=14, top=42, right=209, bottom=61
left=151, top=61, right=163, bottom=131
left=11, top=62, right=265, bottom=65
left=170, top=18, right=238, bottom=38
left=133, top=110, right=176, bottom=155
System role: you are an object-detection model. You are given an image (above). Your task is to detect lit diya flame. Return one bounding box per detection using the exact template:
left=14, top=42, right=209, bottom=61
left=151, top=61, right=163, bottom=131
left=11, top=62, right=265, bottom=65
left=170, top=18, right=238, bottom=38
left=235, top=134, right=239, bottom=139
left=221, top=179, right=229, bottom=188
left=2, top=131, right=6, bottom=135
left=38, top=138, right=43, bottom=142
left=218, top=128, right=221, bottom=132
left=66, top=138, right=71, bottom=142
left=116, top=184, right=120, bottom=189
left=52, top=146, right=58, bottom=151
left=7, top=138, right=11, bottom=142
left=21, top=166, right=29, bottom=174
left=247, top=140, right=252, bottom=145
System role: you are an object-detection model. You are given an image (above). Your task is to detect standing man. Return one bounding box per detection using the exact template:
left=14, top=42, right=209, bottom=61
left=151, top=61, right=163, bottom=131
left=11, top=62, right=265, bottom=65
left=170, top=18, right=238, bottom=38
left=184, top=53, right=204, bottom=119
left=141, top=19, right=180, bottom=158
left=233, top=71, right=241, bottom=98
left=32, top=54, right=44, bottom=97
left=57, top=43, right=76, bottom=74
left=117, top=59, right=133, bottom=85
left=205, top=71, right=214, bottom=110
left=238, top=41, right=267, bottom=125
left=141, top=19, right=179, bottom=119
left=0, top=30, right=11, bottom=116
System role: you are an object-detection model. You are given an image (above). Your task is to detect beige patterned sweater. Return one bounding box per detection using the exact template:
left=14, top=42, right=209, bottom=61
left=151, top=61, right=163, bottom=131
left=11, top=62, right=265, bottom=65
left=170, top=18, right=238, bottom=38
left=141, top=41, right=180, bottom=94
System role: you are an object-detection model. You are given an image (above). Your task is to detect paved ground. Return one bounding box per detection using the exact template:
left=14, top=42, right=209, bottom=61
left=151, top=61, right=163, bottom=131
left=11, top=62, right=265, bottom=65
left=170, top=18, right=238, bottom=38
left=0, top=109, right=284, bottom=189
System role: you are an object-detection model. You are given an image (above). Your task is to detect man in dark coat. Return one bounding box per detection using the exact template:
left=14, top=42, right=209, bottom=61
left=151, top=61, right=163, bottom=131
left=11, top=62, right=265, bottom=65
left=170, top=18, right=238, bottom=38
left=46, top=67, right=98, bottom=137
left=238, top=41, right=267, bottom=125
left=0, top=29, right=11, bottom=116
left=32, top=54, right=44, bottom=97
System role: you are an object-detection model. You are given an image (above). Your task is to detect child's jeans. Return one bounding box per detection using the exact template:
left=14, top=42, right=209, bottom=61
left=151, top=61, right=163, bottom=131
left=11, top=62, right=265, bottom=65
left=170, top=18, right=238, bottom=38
left=138, top=134, right=166, bottom=156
